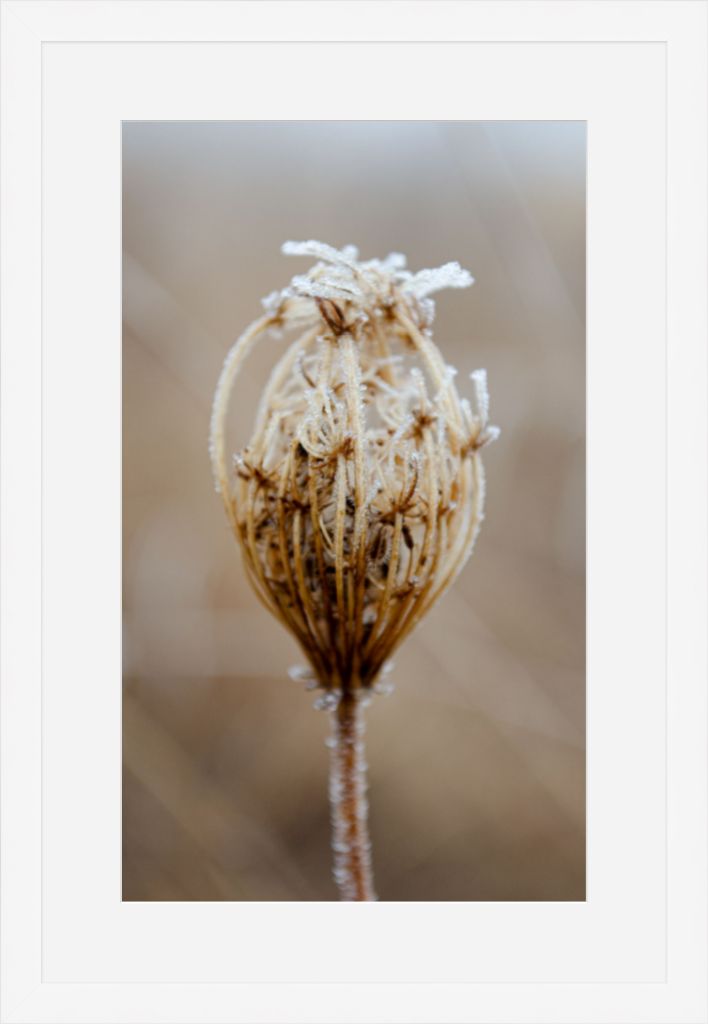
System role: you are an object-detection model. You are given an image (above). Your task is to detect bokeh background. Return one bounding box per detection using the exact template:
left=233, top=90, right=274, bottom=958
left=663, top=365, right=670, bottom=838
left=123, top=121, right=585, bottom=901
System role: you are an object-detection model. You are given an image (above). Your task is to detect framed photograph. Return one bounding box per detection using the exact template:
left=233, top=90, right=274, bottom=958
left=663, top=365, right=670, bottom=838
left=2, top=2, right=706, bottom=1022
left=122, top=118, right=587, bottom=907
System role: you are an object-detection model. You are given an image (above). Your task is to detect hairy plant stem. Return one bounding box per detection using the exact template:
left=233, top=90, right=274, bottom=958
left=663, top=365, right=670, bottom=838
left=328, top=691, right=376, bottom=901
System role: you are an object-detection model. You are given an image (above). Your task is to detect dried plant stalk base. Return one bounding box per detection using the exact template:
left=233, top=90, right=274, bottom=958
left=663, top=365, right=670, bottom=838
left=328, top=692, right=376, bottom=901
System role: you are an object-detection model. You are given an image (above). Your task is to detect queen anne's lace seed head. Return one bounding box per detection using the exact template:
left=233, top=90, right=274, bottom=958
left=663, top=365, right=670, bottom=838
left=210, top=241, right=498, bottom=693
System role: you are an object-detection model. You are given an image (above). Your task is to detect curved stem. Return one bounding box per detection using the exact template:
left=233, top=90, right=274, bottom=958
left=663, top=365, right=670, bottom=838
left=209, top=314, right=273, bottom=524
left=328, top=693, right=377, bottom=901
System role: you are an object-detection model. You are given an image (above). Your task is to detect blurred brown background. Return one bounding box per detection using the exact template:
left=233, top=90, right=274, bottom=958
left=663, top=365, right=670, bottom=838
left=122, top=121, right=585, bottom=901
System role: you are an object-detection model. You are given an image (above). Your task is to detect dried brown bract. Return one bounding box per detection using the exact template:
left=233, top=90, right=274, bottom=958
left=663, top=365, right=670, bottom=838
left=210, top=241, right=498, bottom=900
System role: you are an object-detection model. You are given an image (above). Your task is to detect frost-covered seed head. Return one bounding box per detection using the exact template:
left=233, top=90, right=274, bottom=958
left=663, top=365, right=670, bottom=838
left=210, top=241, right=498, bottom=693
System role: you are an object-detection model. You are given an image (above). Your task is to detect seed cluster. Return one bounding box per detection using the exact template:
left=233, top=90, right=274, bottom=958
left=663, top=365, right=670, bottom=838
left=210, top=241, right=498, bottom=697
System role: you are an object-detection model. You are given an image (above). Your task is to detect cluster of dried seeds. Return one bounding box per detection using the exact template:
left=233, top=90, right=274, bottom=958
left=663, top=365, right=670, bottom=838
left=210, top=241, right=498, bottom=699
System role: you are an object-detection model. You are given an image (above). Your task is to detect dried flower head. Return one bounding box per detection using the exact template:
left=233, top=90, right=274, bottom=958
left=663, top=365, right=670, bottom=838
left=210, top=241, right=498, bottom=900
left=211, top=240, right=498, bottom=696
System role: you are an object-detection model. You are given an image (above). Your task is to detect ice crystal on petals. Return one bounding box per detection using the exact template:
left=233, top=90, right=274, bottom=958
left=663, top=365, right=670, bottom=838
left=402, top=261, right=474, bottom=298
left=417, top=297, right=437, bottom=325
left=382, top=252, right=406, bottom=271
left=373, top=678, right=395, bottom=697
left=290, top=273, right=362, bottom=302
left=288, top=664, right=317, bottom=687
left=271, top=241, right=473, bottom=329
left=282, top=239, right=359, bottom=269
left=480, top=424, right=501, bottom=446
left=261, top=289, right=283, bottom=314
left=470, top=369, right=490, bottom=423
left=314, top=691, right=341, bottom=712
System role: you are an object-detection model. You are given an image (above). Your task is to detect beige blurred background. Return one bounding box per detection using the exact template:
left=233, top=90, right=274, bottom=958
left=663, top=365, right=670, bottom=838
left=122, top=121, right=585, bottom=902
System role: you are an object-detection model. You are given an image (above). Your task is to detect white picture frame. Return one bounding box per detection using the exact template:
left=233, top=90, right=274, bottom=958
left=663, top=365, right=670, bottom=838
left=1, top=2, right=706, bottom=1022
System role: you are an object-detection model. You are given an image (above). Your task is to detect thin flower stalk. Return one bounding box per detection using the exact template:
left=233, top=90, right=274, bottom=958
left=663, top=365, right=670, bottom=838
left=210, top=241, right=498, bottom=901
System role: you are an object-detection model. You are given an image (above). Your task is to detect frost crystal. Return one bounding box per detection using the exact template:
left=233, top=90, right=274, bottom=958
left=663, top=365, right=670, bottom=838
left=402, top=262, right=474, bottom=298
left=467, top=368, right=500, bottom=448
left=267, top=240, right=474, bottom=327
left=373, top=678, right=395, bottom=697
left=288, top=664, right=319, bottom=689
left=314, top=691, right=341, bottom=712
left=288, top=664, right=313, bottom=682
left=261, top=289, right=284, bottom=314
left=290, top=273, right=362, bottom=302
left=282, top=239, right=359, bottom=267
left=470, top=369, right=490, bottom=423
